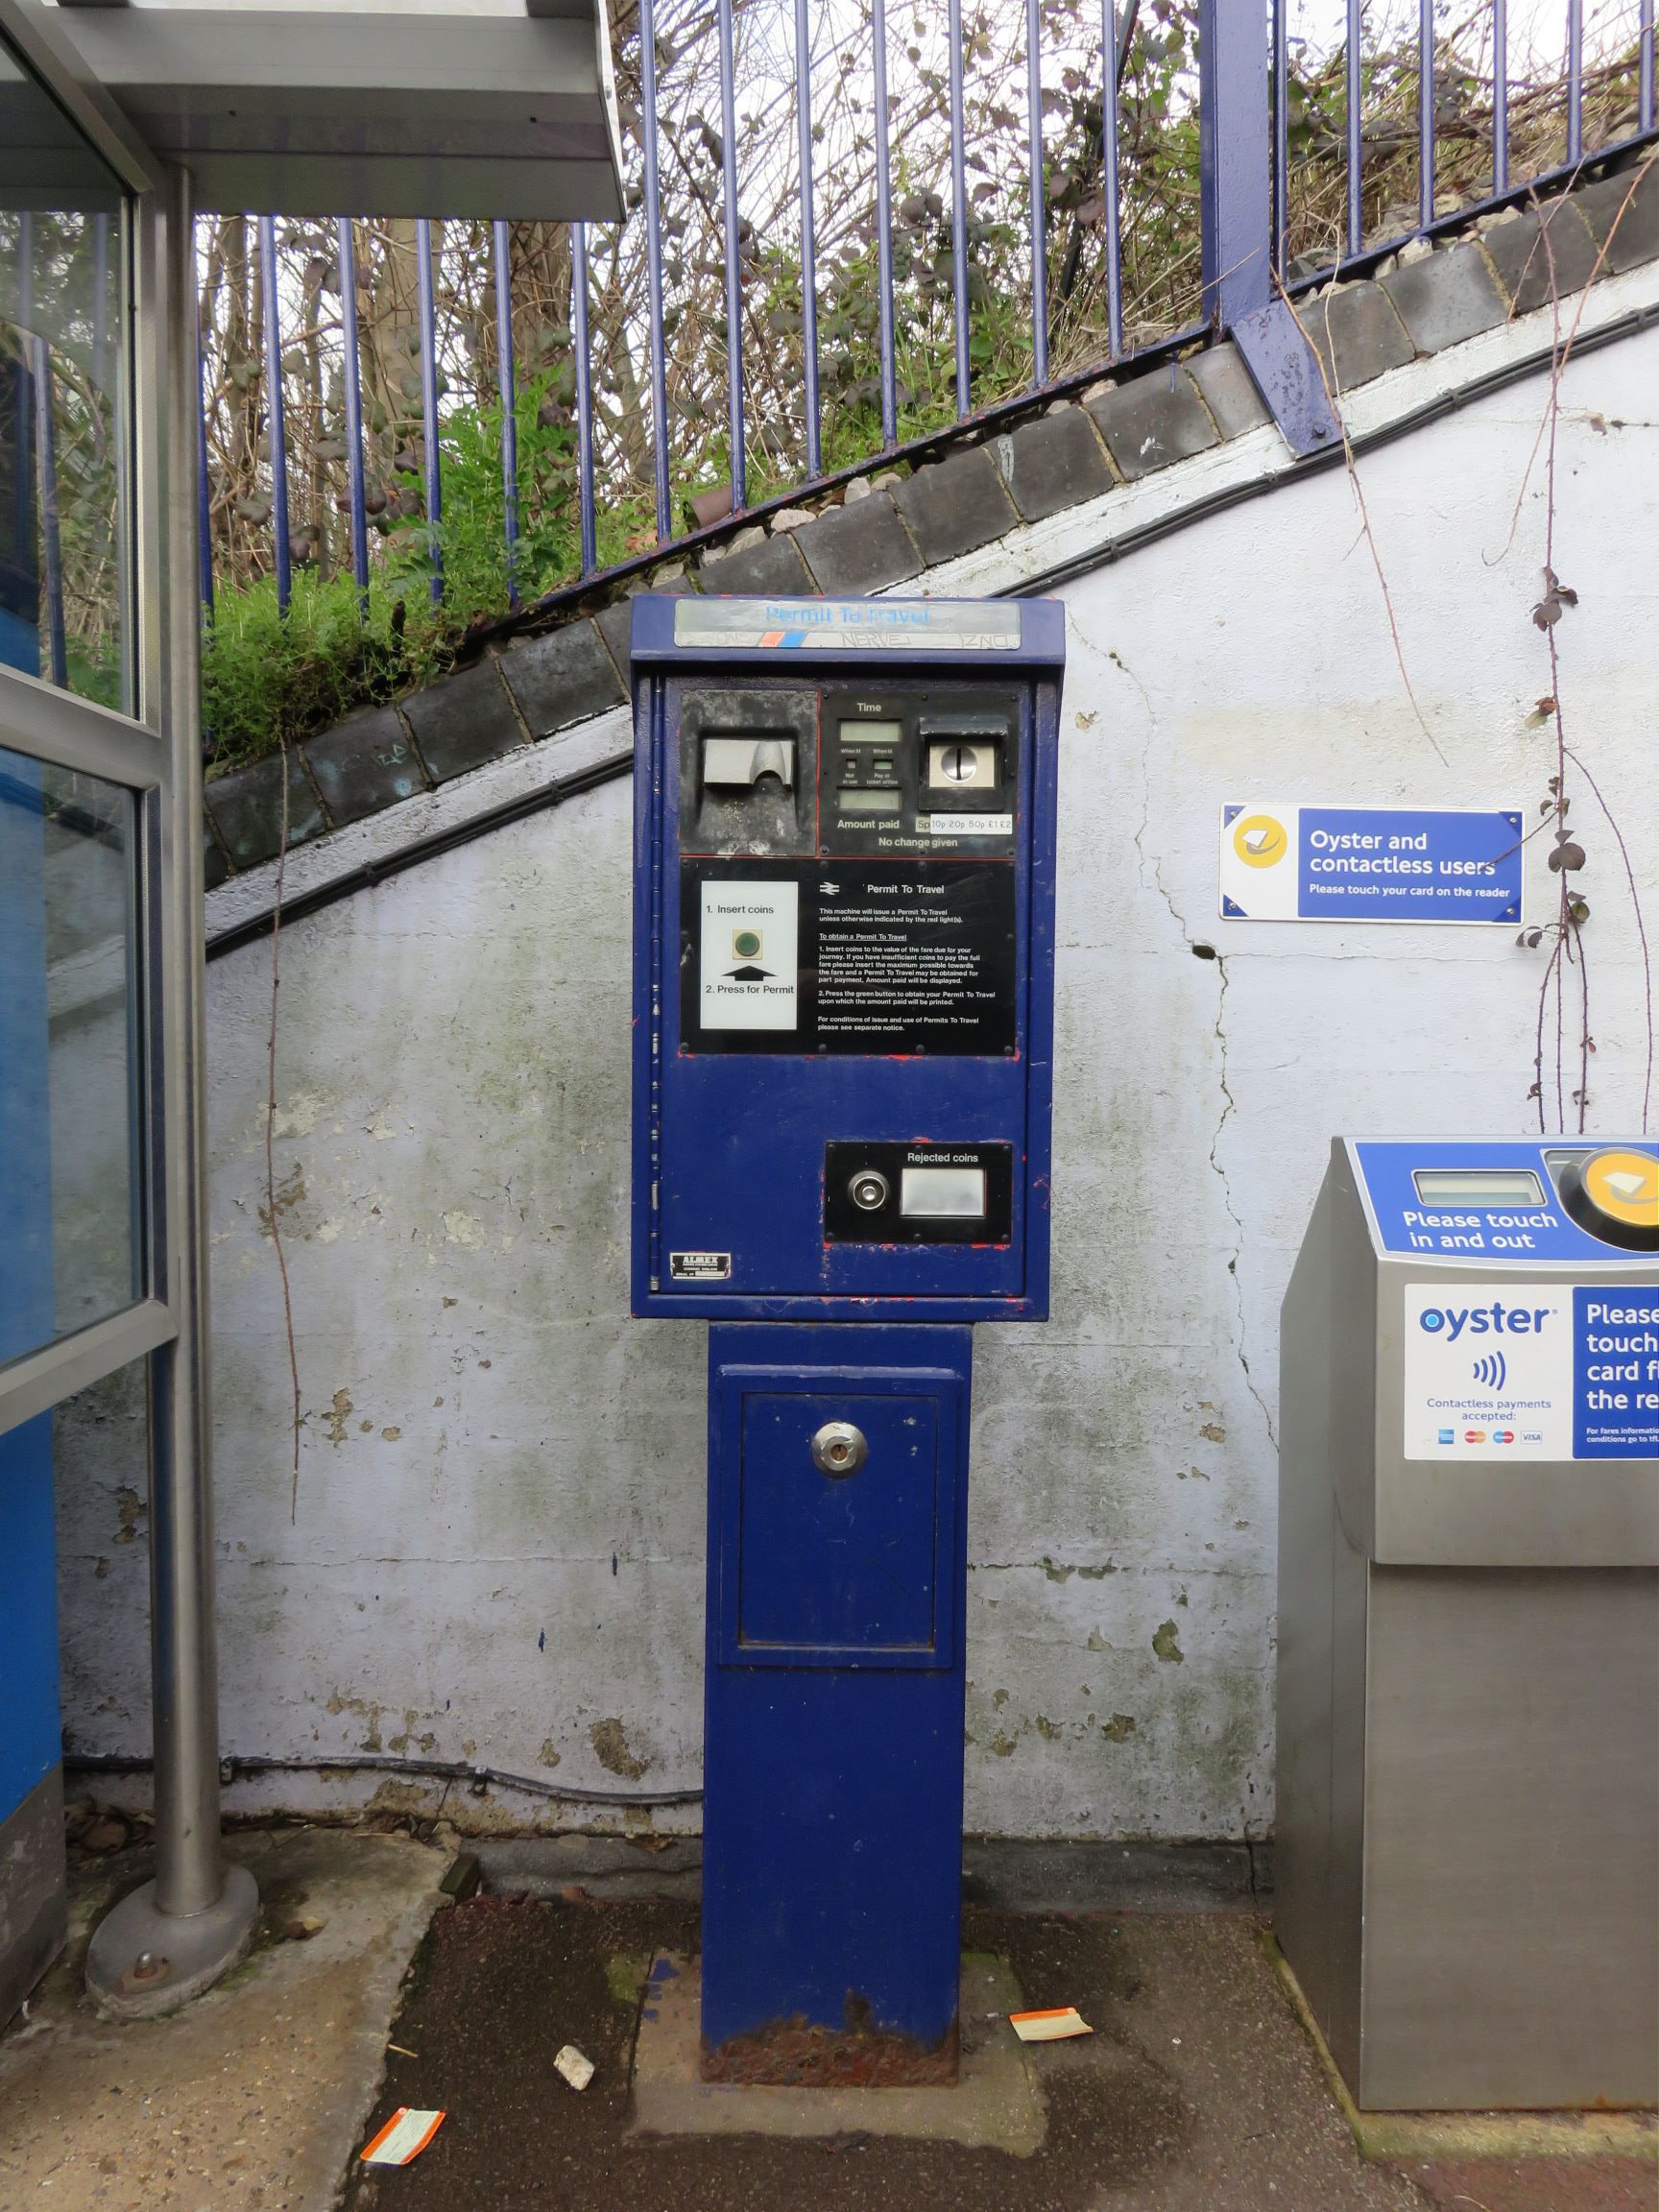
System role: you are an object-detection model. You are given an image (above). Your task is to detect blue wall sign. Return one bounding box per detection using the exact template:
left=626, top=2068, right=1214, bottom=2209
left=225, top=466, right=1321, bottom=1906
left=1219, top=803, right=1523, bottom=924
left=1575, top=1286, right=1659, bottom=1459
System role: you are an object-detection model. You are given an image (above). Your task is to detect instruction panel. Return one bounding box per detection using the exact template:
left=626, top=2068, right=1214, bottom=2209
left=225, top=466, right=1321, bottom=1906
left=1403, top=1282, right=1659, bottom=1460
left=682, top=859, right=1016, bottom=1055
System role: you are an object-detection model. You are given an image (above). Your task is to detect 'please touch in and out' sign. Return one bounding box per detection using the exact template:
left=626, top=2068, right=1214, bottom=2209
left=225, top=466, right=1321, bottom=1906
left=1218, top=803, right=1525, bottom=924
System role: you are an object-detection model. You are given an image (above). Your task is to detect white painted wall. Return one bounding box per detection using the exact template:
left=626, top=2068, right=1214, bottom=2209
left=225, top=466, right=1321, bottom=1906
left=56, top=306, right=1659, bottom=1839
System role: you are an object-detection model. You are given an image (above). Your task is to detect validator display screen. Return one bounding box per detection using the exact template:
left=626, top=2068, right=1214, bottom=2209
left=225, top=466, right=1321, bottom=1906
left=1410, top=1169, right=1549, bottom=1207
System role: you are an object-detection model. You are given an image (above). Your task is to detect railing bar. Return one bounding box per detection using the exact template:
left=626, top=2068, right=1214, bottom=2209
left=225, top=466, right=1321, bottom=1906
left=715, top=0, right=746, bottom=508
left=1643, top=0, right=1655, bottom=136
left=492, top=219, right=520, bottom=603
left=196, top=274, right=214, bottom=621
left=1025, top=0, right=1048, bottom=388
left=1566, top=0, right=1583, bottom=165
left=948, top=0, right=971, bottom=414
left=415, top=216, right=443, bottom=605
left=871, top=0, right=899, bottom=445
left=1419, top=0, right=1435, bottom=231
left=92, top=212, right=109, bottom=400
left=30, top=337, right=67, bottom=688
left=1346, top=0, right=1363, bottom=260
left=256, top=214, right=291, bottom=614
left=571, top=221, right=598, bottom=578
left=1271, top=0, right=1288, bottom=280
left=1103, top=0, right=1125, bottom=358
left=638, top=0, right=672, bottom=541
left=793, top=0, right=822, bottom=478
left=336, top=217, right=370, bottom=605
left=1493, top=0, right=1509, bottom=194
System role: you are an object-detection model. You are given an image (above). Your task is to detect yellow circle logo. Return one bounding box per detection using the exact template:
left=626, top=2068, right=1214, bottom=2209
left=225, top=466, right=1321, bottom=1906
left=1582, top=1148, right=1659, bottom=1230
left=1233, top=813, right=1288, bottom=868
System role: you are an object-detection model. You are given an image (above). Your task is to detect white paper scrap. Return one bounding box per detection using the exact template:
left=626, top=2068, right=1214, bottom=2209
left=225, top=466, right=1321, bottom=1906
left=555, top=2043, right=596, bottom=2091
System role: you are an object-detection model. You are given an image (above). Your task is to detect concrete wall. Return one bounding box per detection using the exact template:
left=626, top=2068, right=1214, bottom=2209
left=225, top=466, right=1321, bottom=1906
left=56, top=314, right=1659, bottom=1839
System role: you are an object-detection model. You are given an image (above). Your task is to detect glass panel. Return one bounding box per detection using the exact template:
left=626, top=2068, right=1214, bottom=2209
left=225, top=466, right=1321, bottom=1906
left=0, top=36, right=125, bottom=708
left=0, top=744, right=138, bottom=1368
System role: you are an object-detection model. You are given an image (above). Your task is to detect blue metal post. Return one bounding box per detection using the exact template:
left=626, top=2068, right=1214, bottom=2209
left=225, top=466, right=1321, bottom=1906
left=1419, top=0, right=1436, bottom=230
left=415, top=217, right=442, bottom=603
left=570, top=221, right=597, bottom=577
left=91, top=213, right=109, bottom=402
left=715, top=0, right=746, bottom=509
left=639, top=0, right=672, bottom=541
left=793, top=0, right=822, bottom=478
left=1566, top=0, right=1583, bottom=165
left=492, top=219, right=519, bottom=600
left=1272, top=0, right=1288, bottom=278
left=1493, top=0, right=1509, bottom=193
left=257, top=214, right=291, bottom=613
left=1026, top=0, right=1048, bottom=386
left=1346, top=0, right=1363, bottom=259
left=336, top=218, right=371, bottom=602
left=196, top=301, right=214, bottom=623
left=871, top=0, right=899, bottom=445
left=1643, top=0, right=1655, bottom=136
left=1196, top=0, right=1272, bottom=325
left=1103, top=0, right=1125, bottom=357
left=948, top=0, right=972, bottom=411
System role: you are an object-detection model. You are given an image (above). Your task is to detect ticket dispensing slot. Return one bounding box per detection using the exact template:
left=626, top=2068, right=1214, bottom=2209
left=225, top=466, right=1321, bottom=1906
left=682, top=687, right=818, bottom=856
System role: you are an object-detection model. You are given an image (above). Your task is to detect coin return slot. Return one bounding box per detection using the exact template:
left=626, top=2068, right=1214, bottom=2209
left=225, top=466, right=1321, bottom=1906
left=901, top=1166, right=986, bottom=1219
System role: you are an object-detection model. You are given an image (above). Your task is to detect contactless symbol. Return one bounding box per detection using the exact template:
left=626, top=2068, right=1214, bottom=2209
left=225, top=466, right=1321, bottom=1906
left=1233, top=813, right=1288, bottom=868
left=1472, top=1351, right=1507, bottom=1390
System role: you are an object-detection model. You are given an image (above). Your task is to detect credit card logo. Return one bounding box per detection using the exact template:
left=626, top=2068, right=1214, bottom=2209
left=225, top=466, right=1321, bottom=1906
left=1464, top=1429, right=1486, bottom=1444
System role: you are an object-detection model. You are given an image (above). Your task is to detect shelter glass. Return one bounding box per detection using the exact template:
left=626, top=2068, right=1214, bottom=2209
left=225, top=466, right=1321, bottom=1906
left=0, top=34, right=127, bottom=709
left=0, top=742, right=140, bottom=1373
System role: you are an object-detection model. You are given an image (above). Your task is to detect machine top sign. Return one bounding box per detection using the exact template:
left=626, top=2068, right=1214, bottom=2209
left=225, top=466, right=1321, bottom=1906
left=668, top=597, right=1025, bottom=653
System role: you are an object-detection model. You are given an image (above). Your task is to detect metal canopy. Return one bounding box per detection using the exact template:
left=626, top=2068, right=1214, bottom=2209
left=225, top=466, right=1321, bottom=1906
left=48, top=0, right=623, bottom=219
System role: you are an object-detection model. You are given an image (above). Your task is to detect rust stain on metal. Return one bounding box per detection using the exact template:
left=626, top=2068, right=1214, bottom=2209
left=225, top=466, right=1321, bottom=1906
left=700, top=1997, right=959, bottom=2087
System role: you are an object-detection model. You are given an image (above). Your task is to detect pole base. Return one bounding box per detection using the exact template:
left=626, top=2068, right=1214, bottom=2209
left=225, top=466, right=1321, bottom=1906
left=84, top=1864, right=259, bottom=2020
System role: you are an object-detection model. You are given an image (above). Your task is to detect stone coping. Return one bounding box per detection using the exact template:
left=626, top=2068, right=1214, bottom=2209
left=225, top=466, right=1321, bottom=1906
left=203, top=154, right=1659, bottom=891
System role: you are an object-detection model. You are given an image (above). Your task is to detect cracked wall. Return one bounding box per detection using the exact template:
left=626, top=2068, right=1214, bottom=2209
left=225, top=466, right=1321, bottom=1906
left=53, top=325, right=1659, bottom=1839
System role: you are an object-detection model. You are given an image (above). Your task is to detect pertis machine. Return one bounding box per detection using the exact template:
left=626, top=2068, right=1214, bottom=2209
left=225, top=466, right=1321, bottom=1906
left=630, top=592, right=1064, bottom=2080
left=1277, top=1138, right=1658, bottom=2111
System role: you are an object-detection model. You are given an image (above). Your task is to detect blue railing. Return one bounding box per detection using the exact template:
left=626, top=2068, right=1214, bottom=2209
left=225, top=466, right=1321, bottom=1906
left=190, top=0, right=1657, bottom=628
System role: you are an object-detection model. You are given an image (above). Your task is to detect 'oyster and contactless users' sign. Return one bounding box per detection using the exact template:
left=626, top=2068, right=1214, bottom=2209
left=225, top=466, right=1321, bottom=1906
left=1219, top=804, right=1525, bottom=924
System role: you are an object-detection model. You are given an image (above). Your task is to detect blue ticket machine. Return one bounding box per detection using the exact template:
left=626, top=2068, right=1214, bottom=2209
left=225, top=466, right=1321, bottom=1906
left=631, top=593, right=1063, bottom=2080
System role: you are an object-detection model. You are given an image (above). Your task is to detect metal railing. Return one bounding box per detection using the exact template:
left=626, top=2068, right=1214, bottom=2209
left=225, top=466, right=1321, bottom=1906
left=181, top=0, right=1659, bottom=637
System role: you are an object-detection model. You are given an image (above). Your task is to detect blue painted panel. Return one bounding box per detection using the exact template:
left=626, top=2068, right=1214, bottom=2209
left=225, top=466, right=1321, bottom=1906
left=631, top=595, right=1063, bottom=1321
left=702, top=1323, right=971, bottom=2056
left=1355, top=1140, right=1659, bottom=1262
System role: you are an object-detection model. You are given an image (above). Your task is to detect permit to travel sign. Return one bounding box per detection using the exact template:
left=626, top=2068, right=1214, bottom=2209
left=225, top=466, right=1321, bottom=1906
left=1218, top=804, right=1525, bottom=925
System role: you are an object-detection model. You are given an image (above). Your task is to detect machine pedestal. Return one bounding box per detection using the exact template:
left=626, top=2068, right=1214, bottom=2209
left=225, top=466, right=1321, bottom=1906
left=701, top=1324, right=971, bottom=2082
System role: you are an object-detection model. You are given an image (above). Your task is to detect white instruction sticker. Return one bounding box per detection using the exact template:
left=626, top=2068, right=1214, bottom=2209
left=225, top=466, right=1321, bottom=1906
left=927, top=812, right=1014, bottom=837
left=699, top=880, right=799, bottom=1030
left=1402, top=1283, right=1573, bottom=1460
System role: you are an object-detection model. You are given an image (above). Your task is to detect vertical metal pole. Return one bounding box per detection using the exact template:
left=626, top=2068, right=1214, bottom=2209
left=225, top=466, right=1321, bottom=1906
left=871, top=0, right=898, bottom=445
left=1271, top=0, right=1288, bottom=279
left=492, top=219, right=519, bottom=602
left=638, top=0, right=672, bottom=541
left=336, top=218, right=370, bottom=603
left=714, top=0, right=746, bottom=507
left=793, top=0, right=822, bottom=478
left=570, top=221, right=597, bottom=578
left=947, top=0, right=972, bottom=412
left=1196, top=0, right=1272, bottom=327
left=1345, top=0, right=1363, bottom=260
left=1492, top=0, right=1509, bottom=194
left=1025, top=0, right=1049, bottom=387
left=29, top=338, right=67, bottom=688
left=1418, top=0, right=1435, bottom=230
left=1642, top=0, right=1655, bottom=136
left=87, top=172, right=258, bottom=2009
left=1103, top=0, right=1125, bottom=358
left=415, top=217, right=442, bottom=603
left=92, top=213, right=110, bottom=403
left=256, top=215, right=290, bottom=613
left=1565, top=0, right=1583, bottom=165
